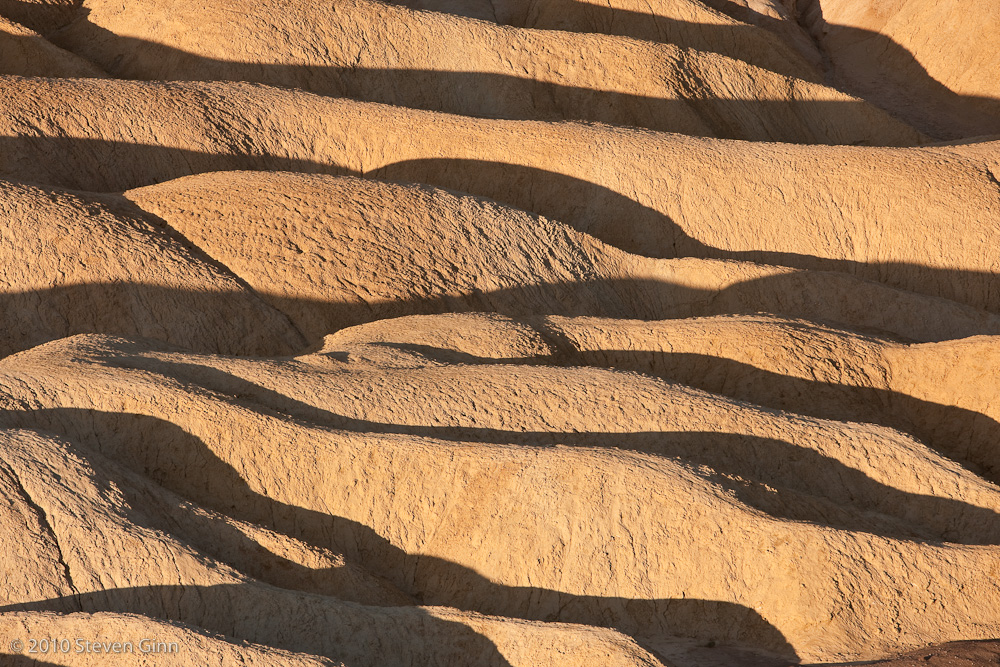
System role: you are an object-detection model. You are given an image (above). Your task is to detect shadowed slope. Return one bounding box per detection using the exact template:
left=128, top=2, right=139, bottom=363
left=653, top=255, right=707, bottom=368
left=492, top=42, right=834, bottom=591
left=124, top=172, right=1000, bottom=344
left=0, top=178, right=305, bottom=357
left=93, top=332, right=1000, bottom=548
left=0, top=168, right=996, bottom=363
left=815, top=0, right=1000, bottom=100
left=44, top=0, right=925, bottom=144
left=0, top=426, right=660, bottom=667
left=344, top=0, right=826, bottom=81
left=2, top=334, right=1000, bottom=661
left=0, top=1, right=995, bottom=663
left=0, top=15, right=104, bottom=77
left=335, top=311, right=1000, bottom=485
left=6, top=172, right=1000, bottom=361
left=0, top=0, right=78, bottom=34
left=0, top=79, right=994, bottom=315
left=372, top=153, right=1000, bottom=313
left=697, top=0, right=824, bottom=67
left=798, top=0, right=1000, bottom=139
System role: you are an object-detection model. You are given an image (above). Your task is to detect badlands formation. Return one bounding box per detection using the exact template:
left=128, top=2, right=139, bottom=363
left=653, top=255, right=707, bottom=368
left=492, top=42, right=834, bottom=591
left=0, top=0, right=998, bottom=666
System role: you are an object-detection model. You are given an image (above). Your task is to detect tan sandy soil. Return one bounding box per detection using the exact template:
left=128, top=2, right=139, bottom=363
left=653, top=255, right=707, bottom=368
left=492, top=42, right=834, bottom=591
left=123, top=171, right=1000, bottom=338
left=0, top=1, right=997, bottom=665
left=800, top=0, right=1000, bottom=139
left=322, top=311, right=1000, bottom=485
left=0, top=425, right=660, bottom=666
left=43, top=0, right=925, bottom=144
left=0, top=15, right=104, bottom=77
left=7, top=172, right=1000, bottom=360
left=5, top=332, right=1000, bottom=663
left=0, top=78, right=993, bottom=309
left=0, top=178, right=305, bottom=356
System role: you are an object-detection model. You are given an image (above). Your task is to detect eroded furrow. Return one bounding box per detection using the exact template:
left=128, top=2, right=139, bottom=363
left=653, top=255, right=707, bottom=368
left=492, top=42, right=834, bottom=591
left=0, top=1, right=995, bottom=664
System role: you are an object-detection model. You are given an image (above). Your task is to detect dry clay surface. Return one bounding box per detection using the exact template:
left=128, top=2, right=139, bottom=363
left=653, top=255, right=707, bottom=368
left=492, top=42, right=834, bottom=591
left=43, top=0, right=925, bottom=145
left=6, top=331, right=1000, bottom=665
left=0, top=426, right=655, bottom=667
left=0, top=16, right=104, bottom=78
left=125, top=171, right=1000, bottom=335
left=2, top=170, right=1000, bottom=665
left=5, top=172, right=1000, bottom=360
left=803, top=0, right=1000, bottom=139
left=387, top=0, right=825, bottom=77
left=0, top=1, right=999, bottom=666
left=0, top=78, right=997, bottom=311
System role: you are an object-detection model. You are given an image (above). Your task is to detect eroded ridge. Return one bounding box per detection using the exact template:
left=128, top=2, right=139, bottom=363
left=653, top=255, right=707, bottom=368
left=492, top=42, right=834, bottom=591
left=0, top=0, right=997, bottom=665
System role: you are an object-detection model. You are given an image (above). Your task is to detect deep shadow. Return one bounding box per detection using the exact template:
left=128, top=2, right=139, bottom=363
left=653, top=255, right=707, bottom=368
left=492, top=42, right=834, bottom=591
left=7, top=142, right=1000, bottom=325
left=0, top=585, right=517, bottom=667
left=0, top=278, right=694, bottom=359
left=702, top=0, right=795, bottom=29
left=18, top=345, right=1000, bottom=549
left=382, top=0, right=825, bottom=81
left=4, top=265, right=1000, bottom=368
left=0, top=28, right=107, bottom=79
left=380, top=0, right=1000, bottom=142
left=704, top=0, right=1000, bottom=139
left=0, top=0, right=80, bottom=35
left=0, top=279, right=310, bottom=359
left=103, top=449, right=414, bottom=607
left=814, top=23, right=1000, bottom=139
left=359, top=340, right=1000, bottom=488
left=0, top=409, right=801, bottom=660
left=563, top=350, right=1000, bottom=484
left=1, top=389, right=997, bottom=657
left=0, top=137, right=353, bottom=193
left=5, top=141, right=1000, bottom=335
left=28, top=0, right=1000, bottom=140
left=28, top=8, right=933, bottom=146
left=0, top=586, right=797, bottom=666
left=372, top=158, right=1000, bottom=318
left=374, top=158, right=688, bottom=259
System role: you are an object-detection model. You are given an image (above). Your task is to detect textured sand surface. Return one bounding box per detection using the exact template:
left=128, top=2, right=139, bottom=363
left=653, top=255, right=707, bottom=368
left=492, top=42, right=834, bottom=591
left=804, top=0, right=1000, bottom=139
left=0, top=1, right=997, bottom=666
left=46, top=0, right=925, bottom=145
left=6, top=333, right=1000, bottom=663
left=0, top=16, right=104, bottom=77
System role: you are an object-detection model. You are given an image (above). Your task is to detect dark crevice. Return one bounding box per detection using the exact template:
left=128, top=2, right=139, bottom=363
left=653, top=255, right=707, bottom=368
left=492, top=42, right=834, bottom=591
left=787, top=0, right=834, bottom=83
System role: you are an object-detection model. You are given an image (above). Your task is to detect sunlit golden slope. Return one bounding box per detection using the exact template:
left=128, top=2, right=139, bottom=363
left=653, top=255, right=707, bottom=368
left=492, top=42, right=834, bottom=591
left=49, top=0, right=926, bottom=144
left=804, top=0, right=1000, bottom=138
left=0, top=0, right=998, bottom=665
